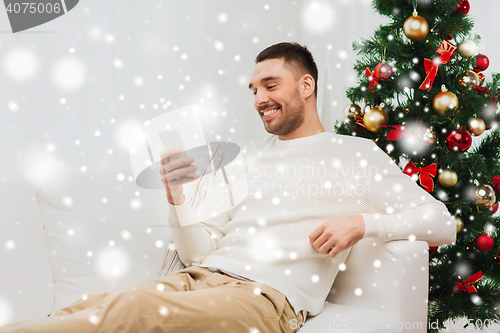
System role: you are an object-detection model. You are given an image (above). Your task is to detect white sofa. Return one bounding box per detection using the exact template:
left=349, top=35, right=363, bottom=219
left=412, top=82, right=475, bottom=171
left=0, top=173, right=429, bottom=333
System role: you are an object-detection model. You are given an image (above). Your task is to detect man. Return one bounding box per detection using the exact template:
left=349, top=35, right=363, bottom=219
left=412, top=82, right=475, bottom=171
left=0, top=42, right=456, bottom=333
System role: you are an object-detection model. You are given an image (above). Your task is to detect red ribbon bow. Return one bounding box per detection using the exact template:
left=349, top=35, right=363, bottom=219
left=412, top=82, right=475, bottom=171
left=418, top=40, right=456, bottom=91
left=493, top=176, right=500, bottom=190
left=475, top=86, right=499, bottom=104
left=366, top=67, right=379, bottom=92
left=475, top=86, right=491, bottom=96
left=454, top=271, right=484, bottom=294
left=403, top=162, right=437, bottom=192
left=387, top=125, right=414, bottom=141
left=418, top=53, right=451, bottom=91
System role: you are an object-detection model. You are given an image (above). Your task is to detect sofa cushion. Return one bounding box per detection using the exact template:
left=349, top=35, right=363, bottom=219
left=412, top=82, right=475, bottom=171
left=35, top=173, right=172, bottom=316
left=0, top=181, right=54, bottom=325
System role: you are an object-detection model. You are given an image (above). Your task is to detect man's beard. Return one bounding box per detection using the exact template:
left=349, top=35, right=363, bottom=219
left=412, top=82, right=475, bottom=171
left=263, top=89, right=305, bottom=136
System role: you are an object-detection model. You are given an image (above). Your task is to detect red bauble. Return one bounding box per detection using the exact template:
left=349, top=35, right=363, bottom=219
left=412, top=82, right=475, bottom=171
left=373, top=63, right=393, bottom=82
left=490, top=203, right=499, bottom=214
left=429, top=246, right=438, bottom=255
left=473, top=54, right=490, bottom=72
left=474, top=233, right=494, bottom=252
left=446, top=128, right=472, bottom=152
left=453, top=0, right=470, bottom=16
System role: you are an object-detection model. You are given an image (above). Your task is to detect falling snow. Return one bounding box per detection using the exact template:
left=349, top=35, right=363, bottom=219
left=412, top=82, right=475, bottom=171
left=5, top=48, right=38, bottom=81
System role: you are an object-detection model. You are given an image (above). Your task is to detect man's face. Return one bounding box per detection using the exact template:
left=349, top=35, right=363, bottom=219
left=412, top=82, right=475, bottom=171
left=249, top=58, right=305, bottom=136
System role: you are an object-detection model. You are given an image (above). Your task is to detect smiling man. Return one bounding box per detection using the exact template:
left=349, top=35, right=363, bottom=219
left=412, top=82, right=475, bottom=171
left=249, top=45, right=321, bottom=140
left=0, top=42, right=456, bottom=333
left=157, top=42, right=455, bottom=331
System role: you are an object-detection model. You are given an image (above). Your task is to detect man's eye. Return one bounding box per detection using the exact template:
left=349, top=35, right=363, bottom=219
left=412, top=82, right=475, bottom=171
left=252, top=86, right=275, bottom=96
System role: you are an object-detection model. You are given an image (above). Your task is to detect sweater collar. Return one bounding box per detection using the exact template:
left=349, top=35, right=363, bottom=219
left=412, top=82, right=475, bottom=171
left=274, top=131, right=330, bottom=148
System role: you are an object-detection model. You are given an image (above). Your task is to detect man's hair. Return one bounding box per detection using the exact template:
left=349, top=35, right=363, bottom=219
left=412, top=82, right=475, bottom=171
left=255, top=42, right=318, bottom=99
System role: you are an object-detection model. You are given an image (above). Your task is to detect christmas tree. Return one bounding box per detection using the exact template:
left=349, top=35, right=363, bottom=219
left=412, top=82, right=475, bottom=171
left=334, top=0, right=500, bottom=331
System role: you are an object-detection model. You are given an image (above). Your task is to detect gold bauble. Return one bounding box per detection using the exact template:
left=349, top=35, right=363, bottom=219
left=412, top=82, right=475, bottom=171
left=363, top=107, right=389, bottom=133
left=474, top=184, right=496, bottom=207
left=438, top=169, right=458, bottom=187
left=458, top=71, right=480, bottom=92
left=458, top=40, right=477, bottom=58
left=468, top=117, right=485, bottom=136
left=432, top=89, right=459, bottom=115
left=454, top=216, right=464, bottom=234
left=403, top=13, right=429, bottom=41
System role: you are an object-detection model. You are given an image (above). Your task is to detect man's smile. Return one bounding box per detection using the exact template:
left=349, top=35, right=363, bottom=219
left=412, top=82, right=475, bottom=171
left=262, top=107, right=280, bottom=120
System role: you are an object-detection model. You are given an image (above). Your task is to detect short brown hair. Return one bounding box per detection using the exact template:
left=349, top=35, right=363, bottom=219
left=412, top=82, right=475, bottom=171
left=255, top=42, right=318, bottom=99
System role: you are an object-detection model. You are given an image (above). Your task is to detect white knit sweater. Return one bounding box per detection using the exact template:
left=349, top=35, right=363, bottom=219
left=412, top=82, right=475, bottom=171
left=167, top=131, right=456, bottom=317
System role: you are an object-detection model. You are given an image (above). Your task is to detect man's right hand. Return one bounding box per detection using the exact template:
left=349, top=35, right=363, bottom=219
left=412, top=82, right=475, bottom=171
left=159, top=147, right=200, bottom=205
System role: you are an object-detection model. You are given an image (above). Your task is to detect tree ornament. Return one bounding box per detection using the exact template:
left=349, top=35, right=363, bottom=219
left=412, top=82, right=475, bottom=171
left=468, top=117, right=485, bottom=136
left=344, top=104, right=361, bottom=119
left=493, top=175, right=500, bottom=191
left=362, top=106, right=389, bottom=133
left=354, top=109, right=363, bottom=124
left=436, top=40, right=458, bottom=59
left=453, top=0, right=470, bottom=16
left=454, top=216, right=464, bottom=233
left=474, top=184, right=496, bottom=207
left=419, top=40, right=457, bottom=91
left=457, top=40, right=477, bottom=58
left=403, top=12, right=429, bottom=42
left=477, top=72, right=486, bottom=85
left=402, top=162, right=438, bottom=192
left=495, top=246, right=500, bottom=264
left=458, top=71, right=480, bottom=92
left=446, top=128, right=472, bottom=152
left=473, top=54, right=490, bottom=72
left=452, top=271, right=485, bottom=295
left=429, top=246, right=438, bottom=255
left=374, top=62, right=393, bottom=81
left=413, top=124, right=435, bottom=146
left=438, top=169, right=458, bottom=187
left=474, top=233, right=494, bottom=252
left=489, top=203, right=498, bottom=215
left=433, top=86, right=459, bottom=115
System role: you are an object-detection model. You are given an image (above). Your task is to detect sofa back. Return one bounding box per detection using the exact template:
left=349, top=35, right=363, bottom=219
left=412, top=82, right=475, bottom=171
left=0, top=181, right=54, bottom=326
left=35, top=172, right=174, bottom=316
left=0, top=173, right=174, bottom=324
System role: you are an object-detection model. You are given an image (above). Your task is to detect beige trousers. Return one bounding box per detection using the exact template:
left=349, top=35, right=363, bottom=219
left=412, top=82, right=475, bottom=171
left=0, top=265, right=304, bottom=333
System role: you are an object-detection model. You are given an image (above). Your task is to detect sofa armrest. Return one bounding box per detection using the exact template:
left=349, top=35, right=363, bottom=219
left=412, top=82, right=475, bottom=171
left=326, top=239, right=429, bottom=330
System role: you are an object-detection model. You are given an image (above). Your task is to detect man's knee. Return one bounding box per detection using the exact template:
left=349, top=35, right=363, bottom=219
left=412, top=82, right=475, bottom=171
left=116, top=289, right=149, bottom=303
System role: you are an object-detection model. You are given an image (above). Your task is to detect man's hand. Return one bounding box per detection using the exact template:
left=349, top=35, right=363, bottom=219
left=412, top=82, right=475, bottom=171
left=309, top=215, right=365, bottom=258
left=159, top=147, right=200, bottom=205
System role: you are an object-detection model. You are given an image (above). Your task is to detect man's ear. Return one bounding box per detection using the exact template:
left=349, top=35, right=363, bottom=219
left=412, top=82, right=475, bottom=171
left=300, top=74, right=315, bottom=100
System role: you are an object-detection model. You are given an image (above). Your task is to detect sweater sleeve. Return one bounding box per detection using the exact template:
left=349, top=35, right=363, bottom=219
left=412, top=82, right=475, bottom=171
left=359, top=141, right=457, bottom=247
left=166, top=168, right=232, bottom=266
left=166, top=148, right=248, bottom=266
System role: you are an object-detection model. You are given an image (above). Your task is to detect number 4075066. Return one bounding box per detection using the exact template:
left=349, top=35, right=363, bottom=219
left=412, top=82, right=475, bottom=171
left=6, top=2, right=61, bottom=14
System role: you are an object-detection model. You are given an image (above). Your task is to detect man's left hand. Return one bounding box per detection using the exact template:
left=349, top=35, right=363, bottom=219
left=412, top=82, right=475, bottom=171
left=309, top=215, right=365, bottom=258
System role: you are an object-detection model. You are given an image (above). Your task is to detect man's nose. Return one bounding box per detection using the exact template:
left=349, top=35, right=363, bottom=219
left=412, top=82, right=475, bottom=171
left=254, top=90, right=269, bottom=106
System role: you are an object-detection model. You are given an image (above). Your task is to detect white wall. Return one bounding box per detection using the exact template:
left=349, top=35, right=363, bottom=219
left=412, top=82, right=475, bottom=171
left=1, top=0, right=498, bottom=184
